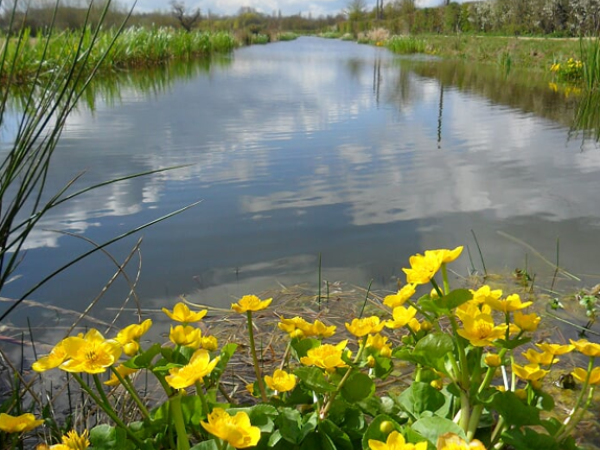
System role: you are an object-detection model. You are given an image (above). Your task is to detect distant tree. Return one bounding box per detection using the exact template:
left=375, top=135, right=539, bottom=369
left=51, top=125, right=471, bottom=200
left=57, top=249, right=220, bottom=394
left=344, top=0, right=367, bottom=21
left=170, top=0, right=200, bottom=31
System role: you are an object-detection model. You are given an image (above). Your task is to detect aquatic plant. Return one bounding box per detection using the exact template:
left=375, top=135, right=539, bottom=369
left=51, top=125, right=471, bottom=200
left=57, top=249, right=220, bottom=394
left=386, top=35, right=428, bottom=55
left=13, top=246, right=598, bottom=449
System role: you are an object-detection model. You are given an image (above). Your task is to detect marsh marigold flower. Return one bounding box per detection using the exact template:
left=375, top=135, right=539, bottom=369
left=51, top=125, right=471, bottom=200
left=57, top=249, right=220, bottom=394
left=300, top=340, right=349, bottom=372
left=386, top=306, right=417, bottom=329
left=115, top=319, right=152, bottom=356
left=470, top=285, right=502, bottom=306
left=456, top=313, right=506, bottom=347
left=570, top=338, right=600, bottom=357
left=346, top=316, right=385, bottom=337
left=165, top=348, right=220, bottom=389
left=231, top=295, right=272, bottom=313
left=535, top=342, right=574, bottom=356
left=383, top=284, right=416, bottom=309
left=162, top=302, right=207, bottom=323
left=572, top=367, right=600, bottom=385
left=402, top=251, right=443, bottom=285
left=522, top=349, right=556, bottom=365
left=169, top=325, right=202, bottom=348
left=47, top=430, right=90, bottom=450
left=278, top=316, right=335, bottom=339
left=484, top=353, right=501, bottom=367
left=365, top=333, right=393, bottom=358
left=0, top=413, right=44, bottom=433
left=513, top=312, right=540, bottom=332
left=32, top=339, right=70, bottom=372
left=486, top=293, right=532, bottom=313
left=201, top=408, right=261, bottom=449
left=428, top=246, right=463, bottom=264
left=200, top=335, right=219, bottom=351
left=60, top=329, right=122, bottom=374
left=264, top=369, right=297, bottom=392
left=368, top=430, right=427, bottom=450
left=512, top=363, right=549, bottom=382
left=436, top=433, right=486, bottom=450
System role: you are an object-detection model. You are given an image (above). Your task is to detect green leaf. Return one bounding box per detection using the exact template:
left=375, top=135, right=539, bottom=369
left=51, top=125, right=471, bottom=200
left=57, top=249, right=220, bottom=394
left=319, top=419, right=353, bottom=450
left=190, top=440, right=220, bottom=450
left=411, top=417, right=465, bottom=447
left=536, top=391, right=555, bottom=412
left=275, top=408, right=303, bottom=444
left=124, top=343, right=162, bottom=369
left=395, top=382, right=446, bottom=420
left=210, top=343, right=238, bottom=381
left=438, top=289, right=473, bottom=310
left=341, top=372, right=375, bottom=403
left=180, top=396, right=205, bottom=424
left=413, top=333, right=454, bottom=360
left=483, top=391, right=540, bottom=426
left=89, top=424, right=136, bottom=450
left=502, top=428, right=559, bottom=450
left=292, top=338, right=322, bottom=359
left=294, top=367, right=336, bottom=393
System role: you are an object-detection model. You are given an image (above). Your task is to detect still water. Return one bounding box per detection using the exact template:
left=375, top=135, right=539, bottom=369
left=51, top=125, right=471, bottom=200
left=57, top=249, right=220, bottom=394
left=3, top=36, right=600, bottom=326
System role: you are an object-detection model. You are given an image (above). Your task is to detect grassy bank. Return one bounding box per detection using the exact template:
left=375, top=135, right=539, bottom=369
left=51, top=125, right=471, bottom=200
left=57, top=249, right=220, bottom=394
left=0, top=27, right=237, bottom=85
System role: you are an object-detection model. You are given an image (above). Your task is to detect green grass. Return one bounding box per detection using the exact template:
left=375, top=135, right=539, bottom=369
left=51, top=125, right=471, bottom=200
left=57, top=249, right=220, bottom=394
left=386, top=35, right=427, bottom=54
left=0, top=27, right=238, bottom=85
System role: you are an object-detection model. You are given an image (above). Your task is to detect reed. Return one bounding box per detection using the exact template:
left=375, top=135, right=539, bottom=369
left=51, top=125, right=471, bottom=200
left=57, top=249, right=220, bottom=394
left=0, top=27, right=238, bottom=85
left=386, top=35, right=427, bottom=54
left=580, top=36, right=600, bottom=91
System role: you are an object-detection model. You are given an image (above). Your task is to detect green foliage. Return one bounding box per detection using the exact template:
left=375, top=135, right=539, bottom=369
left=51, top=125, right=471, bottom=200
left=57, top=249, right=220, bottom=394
left=385, top=35, right=427, bottom=54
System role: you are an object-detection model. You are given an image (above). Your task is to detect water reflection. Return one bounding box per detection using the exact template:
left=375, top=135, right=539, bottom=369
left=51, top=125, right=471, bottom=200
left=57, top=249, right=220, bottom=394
left=2, top=37, right=600, bottom=327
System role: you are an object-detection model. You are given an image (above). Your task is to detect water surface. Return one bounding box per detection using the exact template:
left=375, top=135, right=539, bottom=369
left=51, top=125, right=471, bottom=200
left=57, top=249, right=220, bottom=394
left=3, top=36, right=600, bottom=326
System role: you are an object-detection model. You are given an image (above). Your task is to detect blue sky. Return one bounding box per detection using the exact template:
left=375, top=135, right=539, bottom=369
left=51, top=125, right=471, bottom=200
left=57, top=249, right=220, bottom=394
left=128, top=0, right=468, bottom=19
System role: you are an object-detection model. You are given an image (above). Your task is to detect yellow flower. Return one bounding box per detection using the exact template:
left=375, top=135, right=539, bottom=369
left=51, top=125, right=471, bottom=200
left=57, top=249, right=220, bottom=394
left=278, top=316, right=311, bottom=338
left=455, top=303, right=491, bottom=322
left=513, top=312, right=540, bottom=332
left=165, top=349, right=220, bottom=389
left=572, top=367, right=600, bottom=385
left=407, top=318, right=421, bottom=333
left=48, top=430, right=90, bottom=450
left=300, top=340, right=349, bottom=372
left=522, top=349, right=556, bottom=365
left=402, top=252, right=443, bottom=285
left=369, top=430, right=427, bottom=450
left=32, top=339, right=69, bottom=372
left=201, top=408, right=261, bottom=449
left=386, top=306, right=417, bottom=329
left=231, top=295, right=272, bottom=313
left=570, top=339, right=600, bottom=357
left=200, top=335, right=219, bottom=351
left=264, top=369, right=297, bottom=392
left=428, top=246, right=463, bottom=264
left=278, top=316, right=336, bottom=338
left=456, top=313, right=507, bottom=347
left=486, top=293, right=532, bottom=313
left=345, top=316, right=385, bottom=337
left=104, top=365, right=138, bottom=387
left=470, top=285, right=502, bottom=305
left=535, top=342, right=575, bottom=356
left=60, top=329, right=122, bottom=374
left=512, top=363, right=549, bottom=381
left=115, top=319, right=152, bottom=356
left=308, top=319, right=336, bottom=338
left=436, top=433, right=486, bottom=450
left=169, top=325, right=202, bottom=348
left=484, top=353, right=501, bottom=367
left=0, top=413, right=44, bottom=433
left=383, top=284, right=416, bottom=308
left=162, top=302, right=207, bottom=323
left=365, top=333, right=392, bottom=357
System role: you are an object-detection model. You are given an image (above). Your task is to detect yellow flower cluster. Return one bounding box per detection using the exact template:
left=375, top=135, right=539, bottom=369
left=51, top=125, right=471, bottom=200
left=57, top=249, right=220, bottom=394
left=278, top=316, right=336, bottom=339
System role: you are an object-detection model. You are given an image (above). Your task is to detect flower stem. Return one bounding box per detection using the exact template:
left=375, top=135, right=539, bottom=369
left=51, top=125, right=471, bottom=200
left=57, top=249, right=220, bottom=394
left=109, top=366, right=150, bottom=419
left=557, top=356, right=595, bottom=441
left=170, top=391, right=191, bottom=450
left=246, top=311, right=267, bottom=402
left=71, top=373, right=146, bottom=449
left=195, top=381, right=210, bottom=415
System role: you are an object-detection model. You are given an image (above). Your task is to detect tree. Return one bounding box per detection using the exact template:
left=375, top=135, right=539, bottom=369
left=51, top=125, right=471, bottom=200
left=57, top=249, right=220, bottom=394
left=344, top=0, right=367, bottom=21
left=170, top=0, right=200, bottom=32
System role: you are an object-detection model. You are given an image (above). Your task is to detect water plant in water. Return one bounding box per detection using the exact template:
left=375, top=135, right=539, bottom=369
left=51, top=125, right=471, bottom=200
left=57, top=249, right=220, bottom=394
left=10, top=246, right=597, bottom=449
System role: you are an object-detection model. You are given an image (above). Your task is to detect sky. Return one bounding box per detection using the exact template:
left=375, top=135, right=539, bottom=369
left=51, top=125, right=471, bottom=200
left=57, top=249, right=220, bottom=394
left=126, top=0, right=468, bottom=20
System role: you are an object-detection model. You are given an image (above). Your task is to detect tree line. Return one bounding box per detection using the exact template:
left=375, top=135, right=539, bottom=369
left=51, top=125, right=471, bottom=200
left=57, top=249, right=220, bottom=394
left=1, top=0, right=599, bottom=37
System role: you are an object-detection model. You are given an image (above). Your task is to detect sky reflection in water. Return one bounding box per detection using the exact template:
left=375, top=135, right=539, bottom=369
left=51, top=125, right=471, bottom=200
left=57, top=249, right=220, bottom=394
left=3, top=37, right=600, bottom=326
